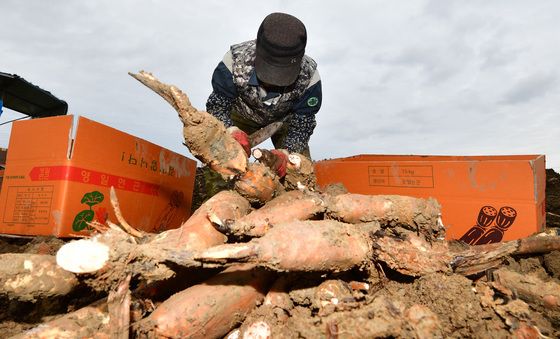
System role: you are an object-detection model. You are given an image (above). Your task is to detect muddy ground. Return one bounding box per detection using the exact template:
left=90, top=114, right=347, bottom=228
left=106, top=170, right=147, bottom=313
left=1, top=169, right=560, bottom=338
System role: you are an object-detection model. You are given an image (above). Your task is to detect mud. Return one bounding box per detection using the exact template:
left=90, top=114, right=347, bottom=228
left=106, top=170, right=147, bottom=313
left=283, top=152, right=317, bottom=191
left=544, top=250, right=560, bottom=279
left=547, top=168, right=560, bottom=228
left=400, top=273, right=506, bottom=337
left=233, top=258, right=560, bottom=338
left=0, top=236, right=64, bottom=256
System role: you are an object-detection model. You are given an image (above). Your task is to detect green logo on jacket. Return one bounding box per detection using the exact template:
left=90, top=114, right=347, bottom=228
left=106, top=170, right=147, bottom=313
left=307, top=97, right=319, bottom=107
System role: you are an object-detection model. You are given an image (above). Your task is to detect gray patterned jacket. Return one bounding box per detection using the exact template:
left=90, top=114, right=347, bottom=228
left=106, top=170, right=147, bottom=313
left=206, top=40, right=322, bottom=154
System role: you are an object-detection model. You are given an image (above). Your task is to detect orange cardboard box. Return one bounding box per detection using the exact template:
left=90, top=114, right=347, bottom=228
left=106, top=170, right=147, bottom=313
left=0, top=115, right=197, bottom=237
left=314, top=154, right=546, bottom=243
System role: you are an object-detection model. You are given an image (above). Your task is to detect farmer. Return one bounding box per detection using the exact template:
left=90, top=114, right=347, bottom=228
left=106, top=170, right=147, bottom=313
left=206, top=12, right=322, bottom=177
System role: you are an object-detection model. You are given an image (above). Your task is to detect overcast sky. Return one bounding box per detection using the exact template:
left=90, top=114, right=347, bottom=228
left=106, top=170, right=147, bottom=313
left=1, top=0, right=559, bottom=171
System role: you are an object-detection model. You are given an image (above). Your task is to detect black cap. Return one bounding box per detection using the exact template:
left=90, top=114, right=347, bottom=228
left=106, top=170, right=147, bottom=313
left=255, top=13, right=307, bottom=87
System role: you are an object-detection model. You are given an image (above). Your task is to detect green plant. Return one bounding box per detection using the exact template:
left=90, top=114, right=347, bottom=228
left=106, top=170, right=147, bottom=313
left=72, top=191, right=104, bottom=231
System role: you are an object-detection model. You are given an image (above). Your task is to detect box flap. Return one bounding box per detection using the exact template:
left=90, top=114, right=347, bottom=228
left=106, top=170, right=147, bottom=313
left=342, top=154, right=544, bottom=162
left=6, top=115, right=73, bottom=162
left=71, top=116, right=193, bottom=179
left=315, top=154, right=546, bottom=201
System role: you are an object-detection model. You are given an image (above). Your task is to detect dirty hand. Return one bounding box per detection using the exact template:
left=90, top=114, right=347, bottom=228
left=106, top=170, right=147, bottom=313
left=227, top=126, right=251, bottom=156
left=271, top=149, right=289, bottom=178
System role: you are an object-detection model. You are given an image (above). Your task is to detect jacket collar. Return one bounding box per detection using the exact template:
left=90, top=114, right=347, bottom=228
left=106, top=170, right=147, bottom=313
left=249, top=70, right=281, bottom=100
left=248, top=70, right=259, bottom=86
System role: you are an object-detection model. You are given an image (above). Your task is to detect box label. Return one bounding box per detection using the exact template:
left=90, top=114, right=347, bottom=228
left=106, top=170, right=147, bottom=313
left=29, top=165, right=160, bottom=196
left=368, top=165, right=434, bottom=188
left=2, top=186, right=53, bottom=224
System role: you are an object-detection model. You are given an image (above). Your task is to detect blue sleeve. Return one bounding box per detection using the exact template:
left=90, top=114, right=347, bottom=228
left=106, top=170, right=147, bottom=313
left=282, top=114, right=317, bottom=154
left=281, top=80, right=322, bottom=153
left=211, top=62, right=237, bottom=99
left=206, top=61, right=237, bottom=127
left=291, top=80, right=322, bottom=115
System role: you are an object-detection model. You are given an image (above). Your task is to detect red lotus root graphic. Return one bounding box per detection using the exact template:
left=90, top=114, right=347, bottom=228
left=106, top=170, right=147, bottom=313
left=495, top=206, right=517, bottom=230
left=460, top=205, right=518, bottom=245
left=477, top=206, right=497, bottom=227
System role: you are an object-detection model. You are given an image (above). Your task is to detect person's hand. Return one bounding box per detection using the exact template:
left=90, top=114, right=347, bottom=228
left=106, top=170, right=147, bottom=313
left=271, top=149, right=289, bottom=177
left=227, top=126, right=251, bottom=156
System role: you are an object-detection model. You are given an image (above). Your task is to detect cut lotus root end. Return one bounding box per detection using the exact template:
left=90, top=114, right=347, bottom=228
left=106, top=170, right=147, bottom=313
left=288, top=154, right=301, bottom=169
left=56, top=239, right=110, bottom=273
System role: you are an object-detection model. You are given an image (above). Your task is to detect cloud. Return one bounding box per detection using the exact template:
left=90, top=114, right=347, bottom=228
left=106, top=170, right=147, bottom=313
left=1, top=0, right=560, bottom=171
left=500, top=73, right=557, bottom=105
left=373, top=44, right=470, bottom=85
